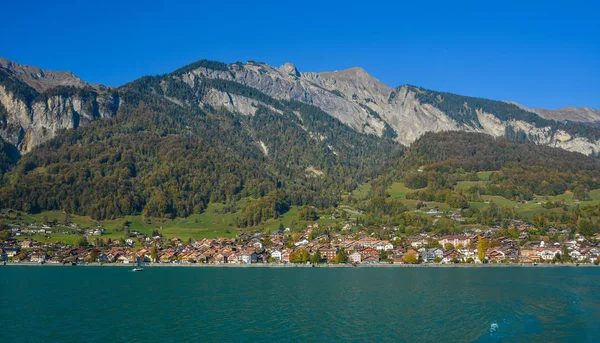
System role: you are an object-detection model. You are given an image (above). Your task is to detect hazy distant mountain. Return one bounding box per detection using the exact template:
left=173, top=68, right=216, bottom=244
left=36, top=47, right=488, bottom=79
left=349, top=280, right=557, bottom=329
left=506, top=100, right=600, bottom=123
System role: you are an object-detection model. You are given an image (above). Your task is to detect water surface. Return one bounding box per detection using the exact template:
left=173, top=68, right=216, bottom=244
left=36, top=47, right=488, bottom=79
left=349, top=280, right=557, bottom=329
left=1, top=266, right=599, bottom=342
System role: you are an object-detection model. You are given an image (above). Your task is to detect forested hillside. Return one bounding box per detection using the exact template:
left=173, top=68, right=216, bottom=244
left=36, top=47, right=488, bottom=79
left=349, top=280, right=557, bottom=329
left=0, top=72, right=400, bottom=220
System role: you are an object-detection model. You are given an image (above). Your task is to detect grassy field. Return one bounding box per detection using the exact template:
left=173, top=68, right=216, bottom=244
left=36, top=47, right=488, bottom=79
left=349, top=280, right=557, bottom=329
left=351, top=183, right=372, bottom=201
left=477, top=171, right=493, bottom=180
left=387, top=182, right=422, bottom=199
left=384, top=179, right=600, bottom=220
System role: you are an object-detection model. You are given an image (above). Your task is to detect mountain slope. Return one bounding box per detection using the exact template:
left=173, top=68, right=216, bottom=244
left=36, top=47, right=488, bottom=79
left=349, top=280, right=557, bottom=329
left=170, top=60, right=600, bottom=155
left=0, top=69, right=400, bottom=219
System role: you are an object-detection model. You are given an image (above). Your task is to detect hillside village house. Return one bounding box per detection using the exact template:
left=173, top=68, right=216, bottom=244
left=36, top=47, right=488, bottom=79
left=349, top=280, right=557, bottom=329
left=271, top=250, right=282, bottom=261
left=438, top=235, right=472, bottom=248
left=349, top=252, right=362, bottom=263
left=320, top=248, right=337, bottom=262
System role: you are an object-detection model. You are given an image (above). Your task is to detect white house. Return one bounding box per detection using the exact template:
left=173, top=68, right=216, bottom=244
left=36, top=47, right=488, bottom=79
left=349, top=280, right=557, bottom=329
left=349, top=252, right=362, bottom=263
left=271, top=250, right=282, bottom=261
left=238, top=253, right=251, bottom=264
left=294, top=239, right=309, bottom=246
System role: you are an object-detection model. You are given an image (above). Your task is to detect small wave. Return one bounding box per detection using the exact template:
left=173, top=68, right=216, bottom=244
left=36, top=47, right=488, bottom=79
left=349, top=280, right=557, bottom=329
left=490, top=322, right=499, bottom=333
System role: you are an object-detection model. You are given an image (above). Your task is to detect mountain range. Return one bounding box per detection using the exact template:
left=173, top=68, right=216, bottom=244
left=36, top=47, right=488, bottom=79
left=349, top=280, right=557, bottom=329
left=2, top=57, right=600, bottom=156
left=1, top=57, right=599, bottom=220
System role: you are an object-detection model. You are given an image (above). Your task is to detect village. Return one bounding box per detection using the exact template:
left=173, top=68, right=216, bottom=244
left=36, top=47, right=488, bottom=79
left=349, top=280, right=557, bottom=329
left=2, top=218, right=600, bottom=266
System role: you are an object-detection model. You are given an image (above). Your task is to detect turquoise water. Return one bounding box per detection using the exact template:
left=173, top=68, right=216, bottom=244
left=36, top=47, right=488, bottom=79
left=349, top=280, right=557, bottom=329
left=1, top=266, right=599, bottom=342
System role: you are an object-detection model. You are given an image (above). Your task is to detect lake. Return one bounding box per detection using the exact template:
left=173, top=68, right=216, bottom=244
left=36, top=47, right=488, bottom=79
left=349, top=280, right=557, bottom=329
left=1, top=266, right=599, bottom=342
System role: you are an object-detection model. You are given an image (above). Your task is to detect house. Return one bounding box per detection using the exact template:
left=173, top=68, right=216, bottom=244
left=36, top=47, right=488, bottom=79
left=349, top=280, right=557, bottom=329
left=250, top=239, right=263, bottom=249
left=2, top=247, right=19, bottom=257
left=485, top=249, right=506, bottom=263
left=238, top=253, right=251, bottom=264
left=536, top=248, right=559, bottom=261
left=29, top=251, right=47, bottom=263
left=228, top=253, right=239, bottom=264
left=438, top=235, right=471, bottom=248
left=419, top=248, right=443, bottom=263
left=349, top=252, right=362, bottom=263
left=519, top=249, right=540, bottom=263
left=442, top=250, right=463, bottom=263
left=294, top=239, right=309, bottom=246
left=409, top=237, right=429, bottom=248
left=363, top=255, right=379, bottom=263
left=320, top=248, right=337, bottom=262
left=499, top=245, right=520, bottom=262
left=214, top=253, right=226, bottom=263
left=360, top=247, right=380, bottom=262
left=271, top=250, right=282, bottom=261
left=21, top=240, right=33, bottom=248
left=569, top=250, right=584, bottom=261
left=98, top=253, right=110, bottom=263
left=281, top=251, right=291, bottom=263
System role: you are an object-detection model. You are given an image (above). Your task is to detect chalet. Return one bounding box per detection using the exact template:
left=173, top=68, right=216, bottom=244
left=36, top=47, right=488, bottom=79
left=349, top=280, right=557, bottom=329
left=442, top=250, right=463, bottom=263
left=485, top=249, right=505, bottom=263
left=499, top=245, right=520, bottom=262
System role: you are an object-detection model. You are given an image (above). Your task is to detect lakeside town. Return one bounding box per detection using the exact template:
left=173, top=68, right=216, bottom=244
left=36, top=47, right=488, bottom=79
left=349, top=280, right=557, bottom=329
left=3, top=218, right=600, bottom=266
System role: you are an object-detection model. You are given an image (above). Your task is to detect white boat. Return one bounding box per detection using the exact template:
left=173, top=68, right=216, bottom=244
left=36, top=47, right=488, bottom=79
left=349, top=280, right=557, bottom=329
left=133, top=256, right=143, bottom=271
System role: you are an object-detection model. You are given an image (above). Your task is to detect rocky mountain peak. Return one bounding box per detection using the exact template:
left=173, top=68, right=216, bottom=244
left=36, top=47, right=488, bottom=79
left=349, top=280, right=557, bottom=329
left=279, top=62, right=299, bottom=77
left=0, top=57, right=90, bottom=92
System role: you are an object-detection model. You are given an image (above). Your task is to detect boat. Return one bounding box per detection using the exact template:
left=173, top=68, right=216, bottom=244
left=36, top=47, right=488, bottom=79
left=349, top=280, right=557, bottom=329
left=132, top=256, right=144, bottom=271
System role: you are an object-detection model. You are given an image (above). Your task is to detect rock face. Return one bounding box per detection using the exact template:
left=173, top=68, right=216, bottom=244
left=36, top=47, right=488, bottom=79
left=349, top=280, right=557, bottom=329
left=179, top=61, right=600, bottom=155
left=0, top=58, right=119, bottom=154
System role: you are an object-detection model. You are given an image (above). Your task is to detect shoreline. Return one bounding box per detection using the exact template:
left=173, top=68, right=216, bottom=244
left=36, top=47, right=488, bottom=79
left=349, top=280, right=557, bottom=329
left=4, top=262, right=598, bottom=268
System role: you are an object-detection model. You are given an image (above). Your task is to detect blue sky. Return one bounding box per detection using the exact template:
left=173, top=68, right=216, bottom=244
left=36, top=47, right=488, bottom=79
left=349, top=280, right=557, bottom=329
left=1, top=0, right=598, bottom=109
